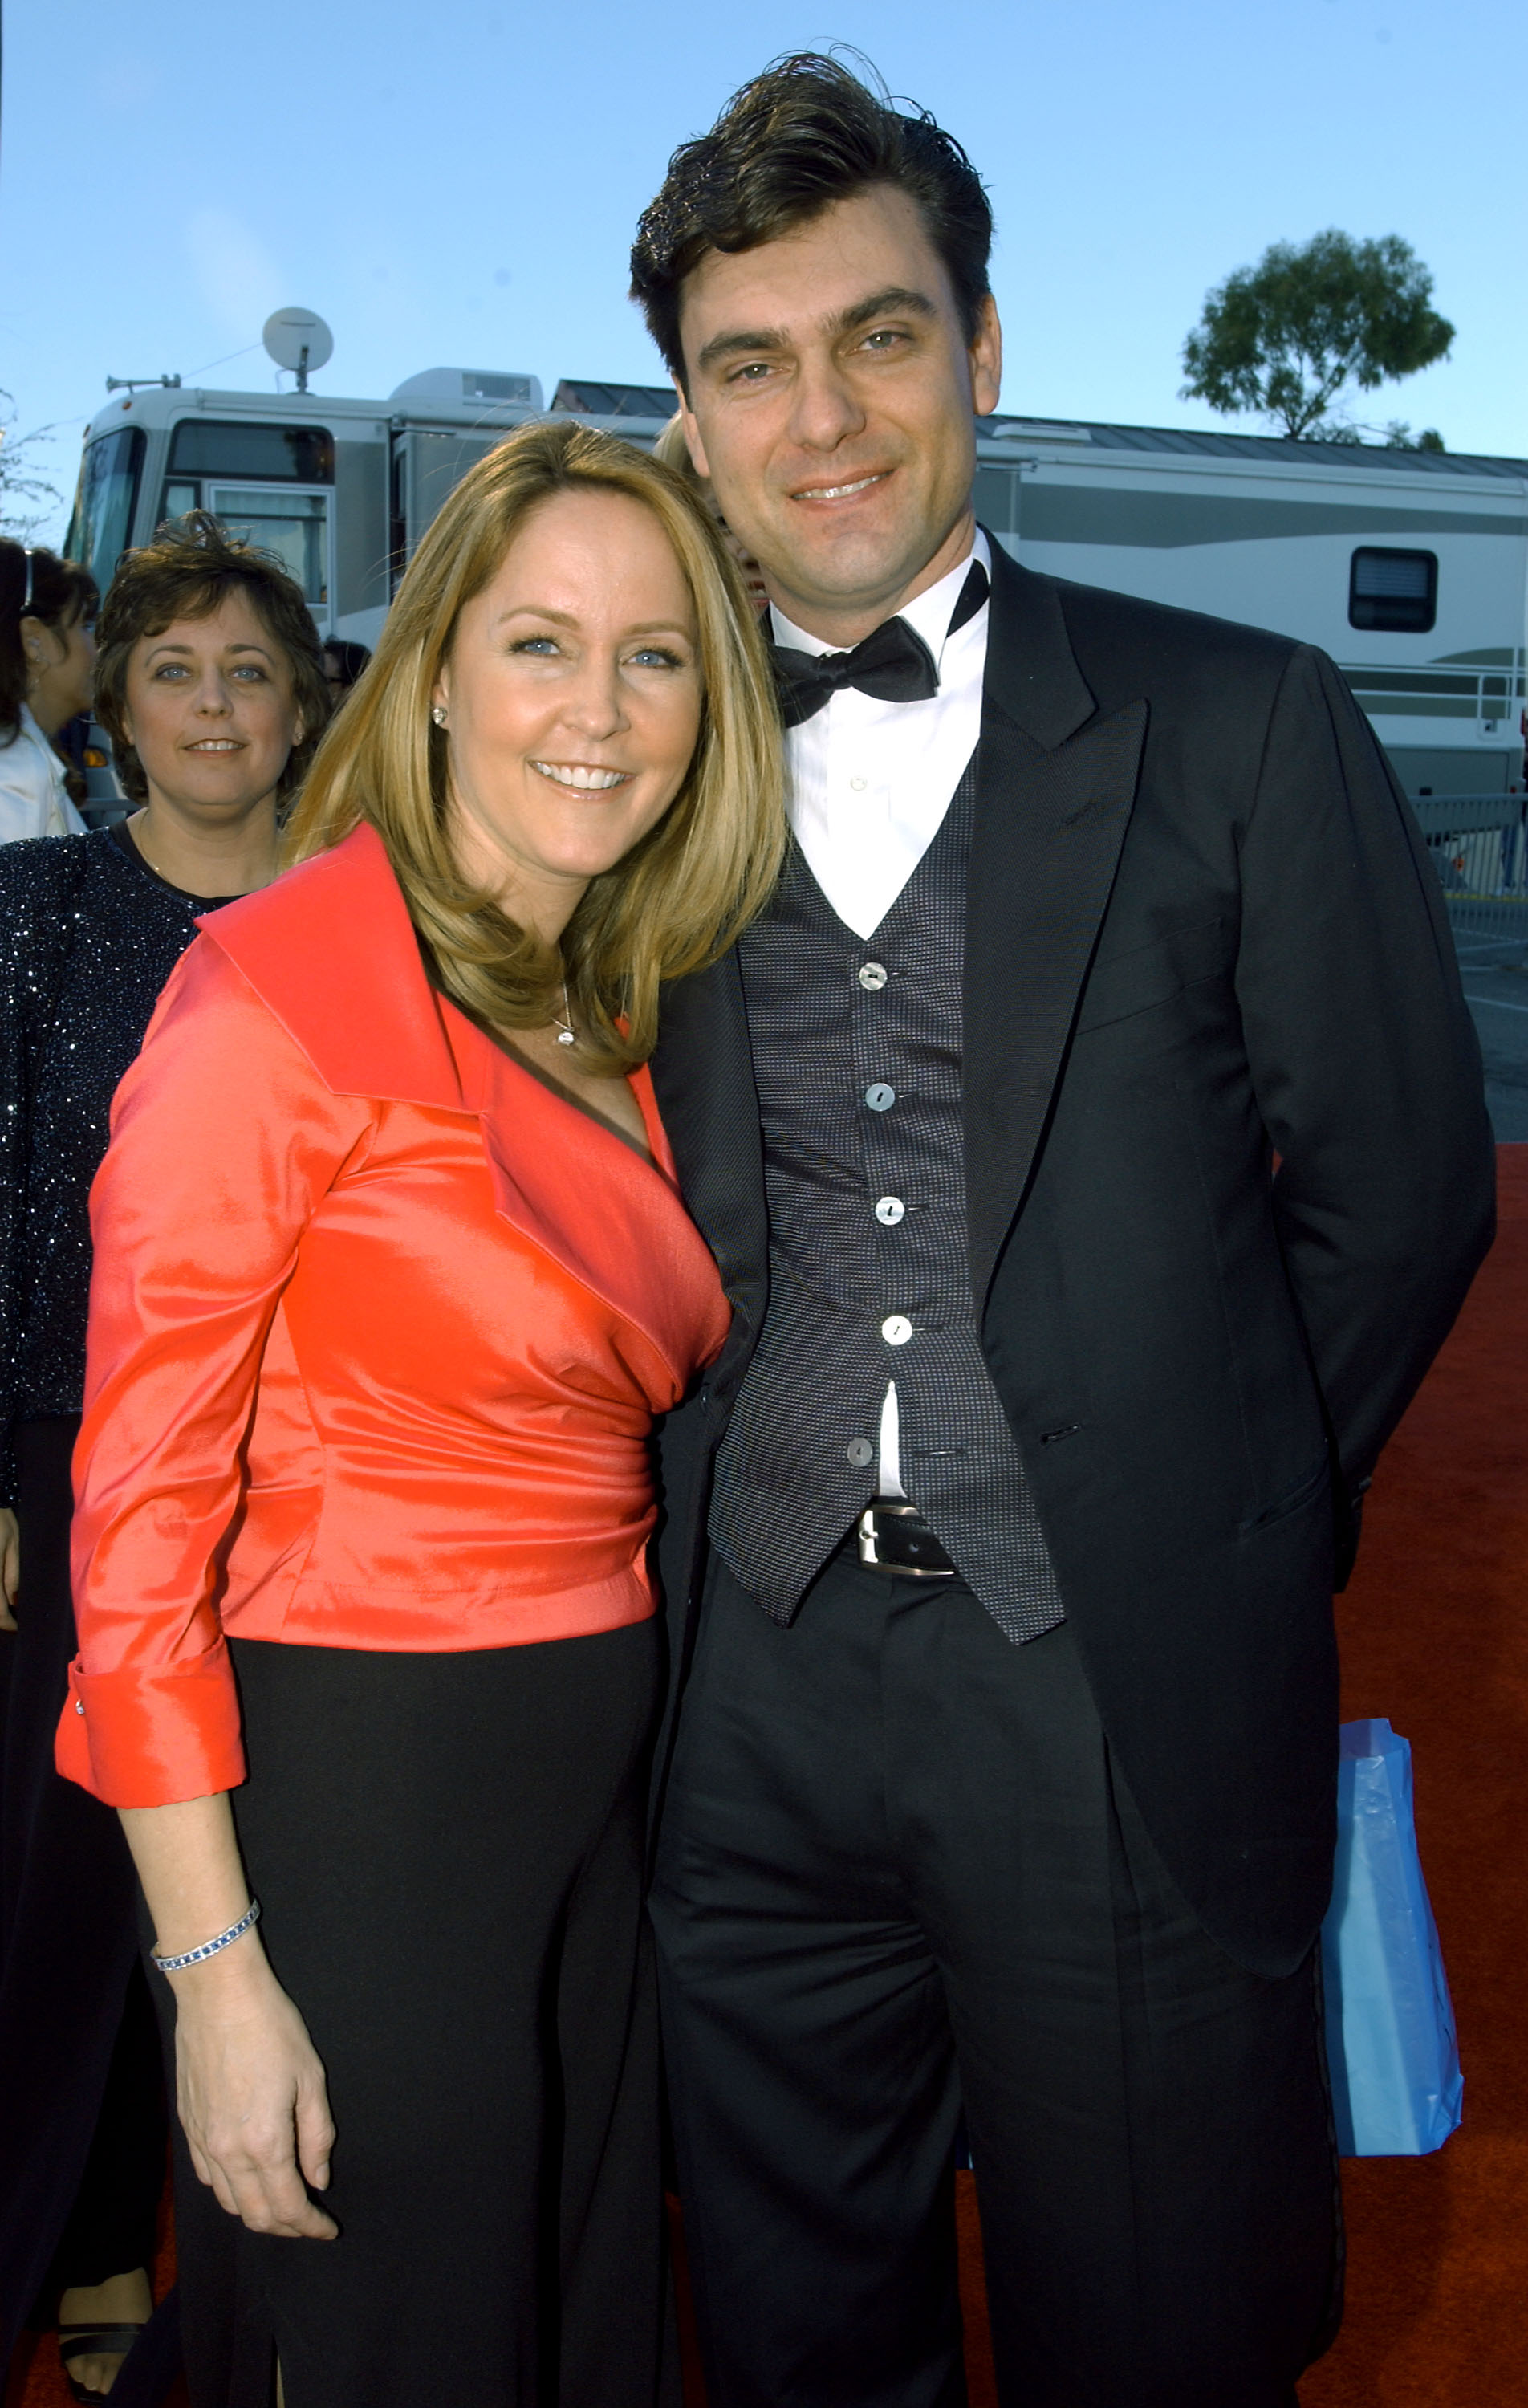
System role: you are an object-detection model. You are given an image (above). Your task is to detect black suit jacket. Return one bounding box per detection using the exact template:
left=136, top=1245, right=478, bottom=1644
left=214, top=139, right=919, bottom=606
left=649, top=543, right=1494, bottom=1979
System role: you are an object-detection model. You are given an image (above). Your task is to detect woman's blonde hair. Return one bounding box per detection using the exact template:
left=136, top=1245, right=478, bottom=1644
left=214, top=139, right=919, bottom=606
left=652, top=413, right=703, bottom=487
left=284, top=417, right=784, bottom=1072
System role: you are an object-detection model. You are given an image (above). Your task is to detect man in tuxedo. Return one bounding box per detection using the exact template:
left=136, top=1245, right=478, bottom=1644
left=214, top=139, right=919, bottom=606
left=630, top=54, right=1493, bottom=2408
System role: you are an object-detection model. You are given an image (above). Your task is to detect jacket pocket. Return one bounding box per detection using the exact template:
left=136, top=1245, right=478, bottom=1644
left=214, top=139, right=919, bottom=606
left=1075, top=916, right=1232, bottom=1035
left=1238, top=1455, right=1330, bottom=1537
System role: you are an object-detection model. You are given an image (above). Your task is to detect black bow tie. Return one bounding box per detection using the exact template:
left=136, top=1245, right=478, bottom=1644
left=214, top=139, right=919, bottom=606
left=770, top=558, right=990, bottom=729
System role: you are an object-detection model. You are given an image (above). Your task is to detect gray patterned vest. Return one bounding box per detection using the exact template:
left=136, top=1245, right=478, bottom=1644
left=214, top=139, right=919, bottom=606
left=709, top=758, right=1067, bottom=1644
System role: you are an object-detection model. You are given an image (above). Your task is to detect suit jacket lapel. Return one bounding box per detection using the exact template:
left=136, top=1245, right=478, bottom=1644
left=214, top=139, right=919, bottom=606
left=649, top=946, right=769, bottom=1399
left=965, top=546, right=1148, bottom=1306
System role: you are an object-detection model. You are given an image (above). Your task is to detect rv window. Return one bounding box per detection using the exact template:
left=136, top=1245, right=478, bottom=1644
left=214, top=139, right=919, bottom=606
left=67, top=426, right=145, bottom=593
left=207, top=488, right=329, bottom=609
left=1349, top=548, right=1437, bottom=635
left=169, top=421, right=335, bottom=484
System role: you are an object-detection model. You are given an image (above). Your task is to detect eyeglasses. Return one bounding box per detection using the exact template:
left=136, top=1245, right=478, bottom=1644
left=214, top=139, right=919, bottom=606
left=22, top=549, right=35, bottom=612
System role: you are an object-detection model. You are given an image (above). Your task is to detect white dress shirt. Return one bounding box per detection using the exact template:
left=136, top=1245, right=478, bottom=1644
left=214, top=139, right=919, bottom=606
left=0, top=706, right=87, bottom=844
left=770, top=526, right=991, bottom=942
left=770, top=530, right=993, bottom=1499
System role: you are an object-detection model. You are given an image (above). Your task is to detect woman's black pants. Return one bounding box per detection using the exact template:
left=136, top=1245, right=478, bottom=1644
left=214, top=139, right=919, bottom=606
left=161, top=1623, right=675, bottom=2408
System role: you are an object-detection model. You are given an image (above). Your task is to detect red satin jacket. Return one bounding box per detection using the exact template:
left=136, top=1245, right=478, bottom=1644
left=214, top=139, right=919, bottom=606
left=56, top=824, right=729, bottom=1809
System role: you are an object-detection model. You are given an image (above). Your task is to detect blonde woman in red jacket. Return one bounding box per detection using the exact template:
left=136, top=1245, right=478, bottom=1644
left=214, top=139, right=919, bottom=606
left=58, top=420, right=783, bottom=2408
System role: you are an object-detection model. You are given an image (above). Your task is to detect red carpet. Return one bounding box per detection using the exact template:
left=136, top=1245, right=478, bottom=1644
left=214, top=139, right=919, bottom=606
left=10, top=1153, right=1526, bottom=2406
left=1296, top=1142, right=1528, bottom=2406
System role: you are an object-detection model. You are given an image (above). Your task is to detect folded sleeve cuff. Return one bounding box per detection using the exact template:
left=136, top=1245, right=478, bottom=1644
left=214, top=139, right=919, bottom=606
left=55, top=1642, right=247, bottom=1808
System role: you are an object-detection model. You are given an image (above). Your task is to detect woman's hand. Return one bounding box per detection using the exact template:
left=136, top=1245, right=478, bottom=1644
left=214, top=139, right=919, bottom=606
left=120, top=1792, right=335, bottom=2238
left=0, top=1508, right=18, bottom=1630
left=169, top=1944, right=338, bottom=2240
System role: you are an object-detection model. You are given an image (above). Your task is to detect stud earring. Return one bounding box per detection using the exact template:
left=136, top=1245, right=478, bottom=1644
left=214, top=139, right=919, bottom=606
left=431, top=704, right=447, bottom=726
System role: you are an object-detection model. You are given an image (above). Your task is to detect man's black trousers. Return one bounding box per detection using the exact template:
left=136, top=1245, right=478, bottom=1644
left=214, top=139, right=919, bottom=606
left=650, top=1547, right=1343, bottom=2408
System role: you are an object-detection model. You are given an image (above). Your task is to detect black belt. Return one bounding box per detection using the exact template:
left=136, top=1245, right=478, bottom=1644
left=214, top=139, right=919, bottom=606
left=851, top=1498, right=957, bottom=1580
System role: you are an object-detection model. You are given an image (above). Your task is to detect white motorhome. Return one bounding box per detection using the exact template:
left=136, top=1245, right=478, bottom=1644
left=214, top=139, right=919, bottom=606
left=65, top=371, right=1527, bottom=939
left=67, top=373, right=1526, bottom=798
left=972, top=416, right=1528, bottom=951
left=976, top=416, right=1527, bottom=808
left=67, top=364, right=567, bottom=661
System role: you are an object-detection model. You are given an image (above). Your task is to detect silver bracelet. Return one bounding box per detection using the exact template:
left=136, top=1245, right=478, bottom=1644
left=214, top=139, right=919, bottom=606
left=151, top=1898, right=262, bottom=1973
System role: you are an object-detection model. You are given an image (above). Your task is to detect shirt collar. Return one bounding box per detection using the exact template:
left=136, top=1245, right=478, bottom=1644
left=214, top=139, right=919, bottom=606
left=16, top=704, right=64, bottom=776
left=770, top=524, right=992, bottom=669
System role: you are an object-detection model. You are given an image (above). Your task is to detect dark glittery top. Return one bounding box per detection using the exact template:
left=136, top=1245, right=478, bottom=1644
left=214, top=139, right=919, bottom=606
left=0, top=825, right=238, bottom=1501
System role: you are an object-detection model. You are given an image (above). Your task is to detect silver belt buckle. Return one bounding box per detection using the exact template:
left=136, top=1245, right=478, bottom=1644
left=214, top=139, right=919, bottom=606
left=856, top=1501, right=892, bottom=1567
left=855, top=1499, right=955, bottom=1579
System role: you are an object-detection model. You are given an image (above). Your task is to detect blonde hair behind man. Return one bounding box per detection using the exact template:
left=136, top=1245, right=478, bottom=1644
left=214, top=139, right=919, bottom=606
left=286, top=417, right=784, bottom=1073
left=652, top=413, right=701, bottom=485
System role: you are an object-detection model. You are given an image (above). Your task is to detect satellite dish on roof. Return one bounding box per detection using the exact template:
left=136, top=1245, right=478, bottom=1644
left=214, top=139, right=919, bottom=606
left=262, top=308, right=334, bottom=392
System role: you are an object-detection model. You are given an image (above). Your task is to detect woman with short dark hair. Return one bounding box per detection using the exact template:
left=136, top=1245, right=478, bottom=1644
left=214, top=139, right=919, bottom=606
left=0, top=541, right=99, bottom=842
left=91, top=510, right=328, bottom=820
left=0, top=515, right=326, bottom=2399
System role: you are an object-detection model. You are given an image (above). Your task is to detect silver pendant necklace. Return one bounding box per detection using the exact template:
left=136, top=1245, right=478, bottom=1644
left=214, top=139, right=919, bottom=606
left=554, top=977, right=577, bottom=1048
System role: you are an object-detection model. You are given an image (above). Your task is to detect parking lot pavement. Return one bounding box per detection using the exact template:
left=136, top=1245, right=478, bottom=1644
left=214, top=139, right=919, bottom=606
left=1454, top=950, right=1528, bottom=1141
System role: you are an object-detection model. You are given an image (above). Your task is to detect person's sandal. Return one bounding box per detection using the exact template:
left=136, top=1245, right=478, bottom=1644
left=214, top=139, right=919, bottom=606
left=57, top=2321, right=147, bottom=2402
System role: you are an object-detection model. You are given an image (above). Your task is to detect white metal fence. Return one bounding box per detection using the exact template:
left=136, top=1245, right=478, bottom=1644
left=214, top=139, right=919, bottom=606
left=1412, top=793, right=1528, bottom=960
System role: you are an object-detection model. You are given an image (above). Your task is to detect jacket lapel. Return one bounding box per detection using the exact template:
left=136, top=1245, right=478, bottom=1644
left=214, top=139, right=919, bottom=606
left=204, top=824, right=465, bottom=1108
left=965, top=547, right=1148, bottom=1306
left=649, top=947, right=769, bottom=1401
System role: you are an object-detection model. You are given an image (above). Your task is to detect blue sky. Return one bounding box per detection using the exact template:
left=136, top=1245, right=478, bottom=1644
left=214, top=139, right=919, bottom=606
left=2, top=0, right=1522, bottom=544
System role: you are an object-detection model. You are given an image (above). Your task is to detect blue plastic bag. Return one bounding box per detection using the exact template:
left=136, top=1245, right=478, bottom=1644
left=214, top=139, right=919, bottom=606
left=1320, top=1718, right=1463, bottom=2156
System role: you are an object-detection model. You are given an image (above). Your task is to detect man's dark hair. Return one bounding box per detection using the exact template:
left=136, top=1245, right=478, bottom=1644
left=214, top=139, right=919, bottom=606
left=631, top=53, right=994, bottom=392
left=95, top=511, right=330, bottom=806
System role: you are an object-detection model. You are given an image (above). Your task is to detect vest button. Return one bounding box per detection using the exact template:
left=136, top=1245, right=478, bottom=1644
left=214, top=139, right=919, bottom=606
left=846, top=1437, right=875, bottom=1467
left=875, top=1195, right=906, bottom=1226
left=880, top=1314, right=913, bottom=1346
left=864, top=1082, right=896, bottom=1112
left=858, top=962, right=888, bottom=991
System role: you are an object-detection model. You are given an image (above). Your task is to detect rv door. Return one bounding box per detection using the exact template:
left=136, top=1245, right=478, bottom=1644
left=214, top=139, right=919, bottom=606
left=391, top=429, right=508, bottom=580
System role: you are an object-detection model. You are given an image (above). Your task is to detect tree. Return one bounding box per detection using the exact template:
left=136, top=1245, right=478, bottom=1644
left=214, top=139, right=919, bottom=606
left=1181, top=231, right=1453, bottom=442
left=0, top=391, right=63, bottom=540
